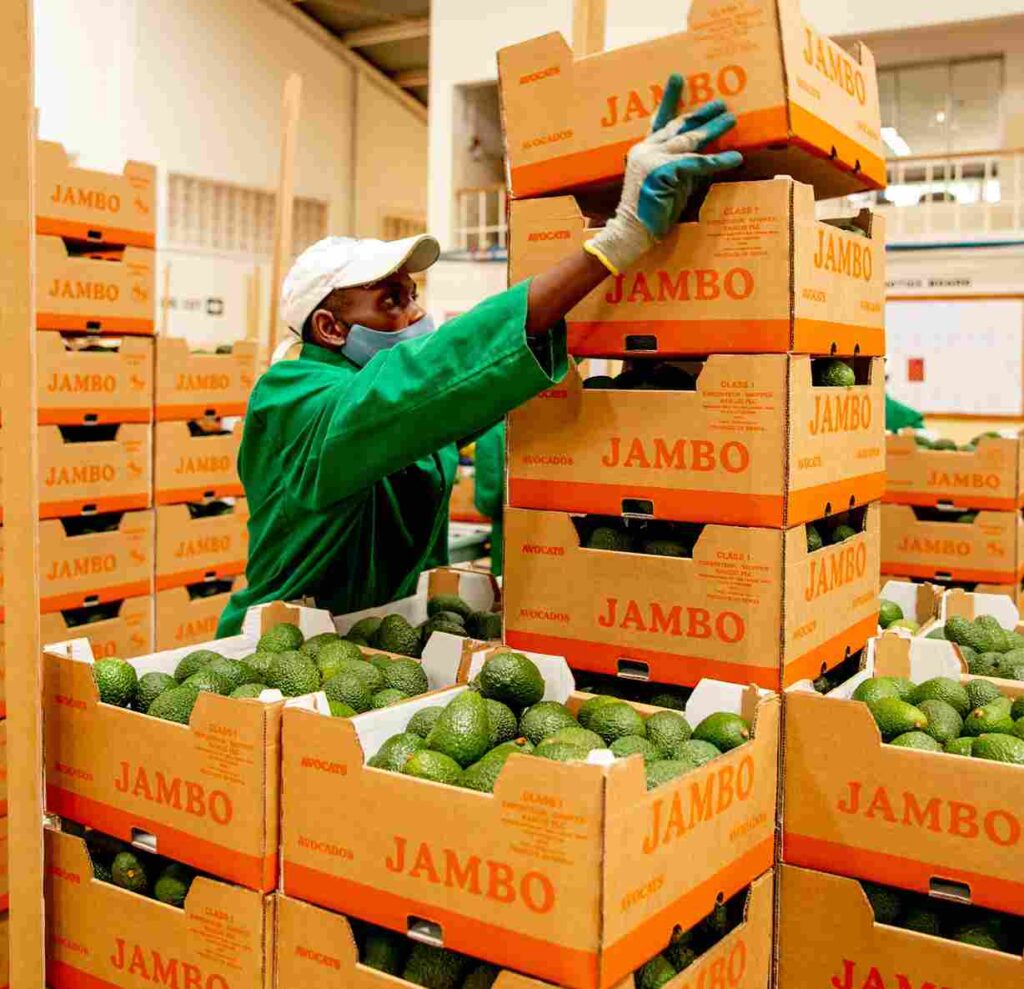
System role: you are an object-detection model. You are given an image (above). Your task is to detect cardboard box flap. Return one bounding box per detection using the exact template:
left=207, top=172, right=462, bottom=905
left=880, top=579, right=943, bottom=626
left=685, top=680, right=771, bottom=727
left=941, top=587, right=1020, bottom=626
left=242, top=599, right=337, bottom=641
left=461, top=645, right=576, bottom=703
left=867, top=632, right=967, bottom=681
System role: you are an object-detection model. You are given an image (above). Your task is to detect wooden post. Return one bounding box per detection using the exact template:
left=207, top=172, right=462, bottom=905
left=0, top=1, right=45, bottom=986
left=572, top=0, right=606, bottom=55
left=267, top=73, right=302, bottom=361
left=245, top=264, right=262, bottom=342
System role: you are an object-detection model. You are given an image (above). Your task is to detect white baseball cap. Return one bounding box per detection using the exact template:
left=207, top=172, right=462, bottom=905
left=280, top=234, right=441, bottom=333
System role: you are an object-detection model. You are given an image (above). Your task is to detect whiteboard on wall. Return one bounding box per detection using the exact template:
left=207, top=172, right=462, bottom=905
left=885, top=298, right=1024, bottom=416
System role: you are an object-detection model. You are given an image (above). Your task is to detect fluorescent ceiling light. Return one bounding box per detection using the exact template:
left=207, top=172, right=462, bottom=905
left=881, top=126, right=911, bottom=157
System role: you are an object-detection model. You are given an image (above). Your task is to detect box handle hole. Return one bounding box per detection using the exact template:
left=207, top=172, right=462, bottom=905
left=621, top=498, right=653, bottom=517
left=624, top=335, right=658, bottom=353
left=407, top=917, right=444, bottom=947
left=929, top=878, right=971, bottom=904
left=86, top=320, right=101, bottom=330
left=616, top=659, right=650, bottom=681
left=130, top=828, right=158, bottom=853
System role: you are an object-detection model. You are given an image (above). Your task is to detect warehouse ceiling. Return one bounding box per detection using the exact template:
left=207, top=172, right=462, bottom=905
left=291, top=0, right=431, bottom=105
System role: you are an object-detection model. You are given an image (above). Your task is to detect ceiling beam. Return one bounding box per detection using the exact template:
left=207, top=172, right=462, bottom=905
left=343, top=17, right=429, bottom=48
left=394, top=69, right=429, bottom=89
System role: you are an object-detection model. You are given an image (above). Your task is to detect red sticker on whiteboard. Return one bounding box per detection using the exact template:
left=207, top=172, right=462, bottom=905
left=907, top=358, right=925, bottom=382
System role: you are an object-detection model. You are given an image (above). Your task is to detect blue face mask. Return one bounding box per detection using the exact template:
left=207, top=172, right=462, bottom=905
left=340, top=313, right=436, bottom=367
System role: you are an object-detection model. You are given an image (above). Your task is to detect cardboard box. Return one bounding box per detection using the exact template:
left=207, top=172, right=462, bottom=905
left=45, top=604, right=466, bottom=892
left=0, top=820, right=7, bottom=911
left=44, top=828, right=273, bottom=989
left=0, top=626, right=8, bottom=719
left=507, top=355, right=885, bottom=527
left=0, top=912, right=7, bottom=989
left=878, top=579, right=943, bottom=631
left=36, top=140, right=156, bottom=248
left=880, top=503, right=1024, bottom=584
left=504, top=504, right=880, bottom=689
left=39, top=510, right=154, bottom=614
left=333, top=566, right=500, bottom=635
left=155, top=338, right=258, bottom=420
left=886, top=431, right=1024, bottom=511
left=40, top=594, right=154, bottom=660
left=154, top=576, right=247, bottom=650
left=509, top=181, right=885, bottom=357
left=783, top=632, right=1024, bottom=915
left=0, top=723, right=6, bottom=819
left=36, top=235, right=154, bottom=335
left=154, top=419, right=244, bottom=505
left=37, top=333, right=153, bottom=425
left=275, top=870, right=774, bottom=989
left=38, top=422, right=152, bottom=519
left=778, top=865, right=1024, bottom=989
left=281, top=645, right=778, bottom=989
left=497, top=0, right=885, bottom=201
left=155, top=500, right=249, bottom=591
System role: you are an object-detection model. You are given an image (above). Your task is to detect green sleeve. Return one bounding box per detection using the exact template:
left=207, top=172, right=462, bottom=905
left=256, top=279, right=566, bottom=510
left=885, top=393, right=924, bottom=431
left=473, top=422, right=505, bottom=521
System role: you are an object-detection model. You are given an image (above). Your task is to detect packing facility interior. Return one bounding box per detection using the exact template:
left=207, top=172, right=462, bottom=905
left=4, top=0, right=1024, bottom=986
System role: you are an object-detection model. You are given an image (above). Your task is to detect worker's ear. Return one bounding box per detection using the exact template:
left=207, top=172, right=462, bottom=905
left=309, top=307, right=349, bottom=348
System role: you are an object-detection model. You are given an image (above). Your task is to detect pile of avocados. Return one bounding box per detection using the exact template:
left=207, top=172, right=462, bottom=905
left=354, top=883, right=749, bottom=989
left=366, top=651, right=753, bottom=793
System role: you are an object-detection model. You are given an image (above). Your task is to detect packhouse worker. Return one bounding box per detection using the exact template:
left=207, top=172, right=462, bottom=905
left=217, top=76, right=742, bottom=634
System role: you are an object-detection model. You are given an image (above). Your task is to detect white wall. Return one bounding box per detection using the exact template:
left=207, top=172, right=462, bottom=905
left=428, top=0, right=1024, bottom=246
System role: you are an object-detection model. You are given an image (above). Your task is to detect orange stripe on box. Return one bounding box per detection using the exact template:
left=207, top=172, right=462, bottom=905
left=503, top=630, right=780, bottom=689
left=788, top=103, right=887, bottom=189
left=46, top=785, right=276, bottom=891
left=38, top=493, right=151, bottom=520
left=36, top=217, right=155, bottom=249
left=40, top=579, right=152, bottom=615
left=791, top=318, right=886, bottom=357
left=880, top=562, right=1023, bottom=584
left=38, top=407, right=153, bottom=426
left=567, top=318, right=793, bottom=357
left=283, top=863, right=599, bottom=989
left=156, top=483, right=244, bottom=505
left=36, top=313, right=154, bottom=336
left=155, top=562, right=245, bottom=591
left=782, top=612, right=878, bottom=687
left=155, top=402, right=248, bottom=420
left=883, top=490, right=1018, bottom=511
left=786, top=473, right=886, bottom=527
left=783, top=832, right=1024, bottom=918
left=47, top=961, right=120, bottom=989
left=510, top=107, right=791, bottom=199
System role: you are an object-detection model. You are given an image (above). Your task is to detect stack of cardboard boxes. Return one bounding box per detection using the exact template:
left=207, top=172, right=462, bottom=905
left=152, top=331, right=254, bottom=650
left=881, top=431, right=1024, bottom=608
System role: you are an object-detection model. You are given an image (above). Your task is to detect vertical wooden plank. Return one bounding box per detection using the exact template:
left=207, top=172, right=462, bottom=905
left=245, top=264, right=262, bottom=342
left=572, top=0, right=606, bottom=55
left=267, top=73, right=302, bottom=360
left=0, top=2, right=45, bottom=986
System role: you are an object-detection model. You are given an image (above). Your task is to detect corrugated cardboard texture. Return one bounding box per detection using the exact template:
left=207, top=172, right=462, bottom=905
left=0, top=625, right=7, bottom=718
left=497, top=0, right=884, bottom=200
left=35, top=140, right=156, bottom=248
left=0, top=911, right=8, bottom=989
left=36, top=236, right=154, bottom=334
left=44, top=828, right=272, bottom=989
left=509, top=181, right=885, bottom=357
left=155, top=338, right=257, bottom=420
left=155, top=501, right=250, bottom=590
left=504, top=505, right=880, bottom=688
left=37, top=332, right=153, bottom=425
left=38, top=423, right=152, bottom=519
left=275, top=871, right=774, bottom=989
left=886, top=432, right=1024, bottom=511
left=0, top=723, right=6, bottom=818
left=154, top=419, right=244, bottom=505
left=783, top=636, right=1024, bottom=915
left=154, top=578, right=246, bottom=650
left=778, top=865, right=1024, bottom=989
left=44, top=612, right=281, bottom=889
left=0, top=819, right=7, bottom=911
left=39, top=509, right=154, bottom=613
left=280, top=686, right=777, bottom=989
left=507, top=355, right=884, bottom=527
left=881, top=503, right=1024, bottom=583
left=40, top=593, right=154, bottom=660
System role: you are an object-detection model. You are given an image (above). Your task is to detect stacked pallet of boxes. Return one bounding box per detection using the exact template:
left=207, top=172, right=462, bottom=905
left=32, top=141, right=157, bottom=659
left=152, top=326, right=254, bottom=650
left=273, top=3, right=888, bottom=989
left=881, top=430, right=1024, bottom=608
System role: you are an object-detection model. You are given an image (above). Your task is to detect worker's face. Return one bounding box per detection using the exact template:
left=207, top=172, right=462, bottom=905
left=308, top=271, right=424, bottom=349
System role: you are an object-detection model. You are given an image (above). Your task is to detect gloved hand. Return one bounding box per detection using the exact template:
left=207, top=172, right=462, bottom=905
left=584, top=74, right=744, bottom=275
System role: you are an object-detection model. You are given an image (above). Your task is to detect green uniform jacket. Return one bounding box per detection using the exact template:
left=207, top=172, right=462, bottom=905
left=217, top=280, right=566, bottom=635
left=885, top=393, right=924, bottom=432
left=472, top=422, right=505, bottom=576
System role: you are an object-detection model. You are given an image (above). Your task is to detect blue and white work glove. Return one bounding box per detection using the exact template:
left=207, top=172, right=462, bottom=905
left=584, top=74, right=744, bottom=275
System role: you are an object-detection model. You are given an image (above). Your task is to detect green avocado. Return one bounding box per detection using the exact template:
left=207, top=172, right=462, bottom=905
left=426, top=692, right=492, bottom=768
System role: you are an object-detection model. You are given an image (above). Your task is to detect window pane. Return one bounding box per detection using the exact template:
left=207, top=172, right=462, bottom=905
left=951, top=59, right=1002, bottom=152
left=896, top=63, right=950, bottom=156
